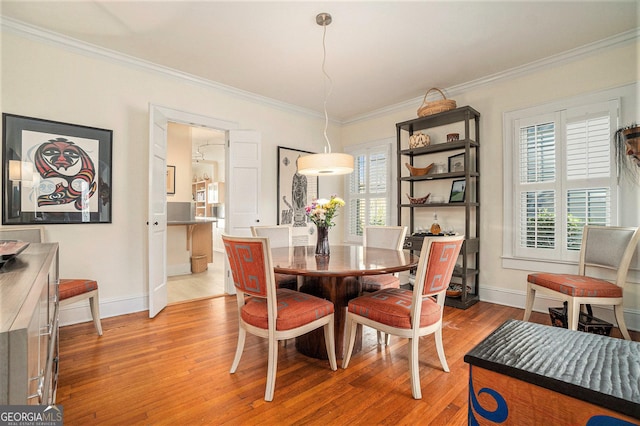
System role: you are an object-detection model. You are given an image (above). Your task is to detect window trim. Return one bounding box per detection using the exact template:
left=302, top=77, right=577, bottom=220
left=502, top=86, right=632, bottom=273
left=344, top=138, right=396, bottom=244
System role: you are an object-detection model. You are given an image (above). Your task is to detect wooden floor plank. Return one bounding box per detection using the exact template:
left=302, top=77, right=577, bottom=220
left=56, top=296, right=637, bottom=425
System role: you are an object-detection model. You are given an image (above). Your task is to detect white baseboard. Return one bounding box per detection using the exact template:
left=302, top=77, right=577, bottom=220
left=480, top=284, right=640, bottom=332
left=58, top=294, right=147, bottom=328
left=167, top=263, right=191, bottom=276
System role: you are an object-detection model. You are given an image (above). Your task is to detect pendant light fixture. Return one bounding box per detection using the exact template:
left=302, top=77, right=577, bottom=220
left=297, top=13, right=354, bottom=176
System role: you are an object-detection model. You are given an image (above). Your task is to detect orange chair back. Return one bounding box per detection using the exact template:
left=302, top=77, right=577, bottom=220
left=421, top=239, right=464, bottom=295
left=223, top=236, right=270, bottom=298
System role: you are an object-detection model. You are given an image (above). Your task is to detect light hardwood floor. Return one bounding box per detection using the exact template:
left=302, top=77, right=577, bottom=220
left=56, top=296, right=636, bottom=425
left=167, top=254, right=225, bottom=304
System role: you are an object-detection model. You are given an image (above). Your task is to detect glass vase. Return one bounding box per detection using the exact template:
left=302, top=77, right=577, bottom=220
left=315, top=225, right=330, bottom=256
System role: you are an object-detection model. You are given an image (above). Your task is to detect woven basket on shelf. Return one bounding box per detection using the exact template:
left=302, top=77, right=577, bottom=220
left=417, top=88, right=456, bottom=117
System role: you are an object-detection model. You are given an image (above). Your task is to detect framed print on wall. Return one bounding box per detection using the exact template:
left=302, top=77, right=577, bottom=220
left=2, top=113, right=113, bottom=224
left=277, top=146, right=318, bottom=246
left=449, top=179, right=466, bottom=203
left=166, top=165, right=176, bottom=195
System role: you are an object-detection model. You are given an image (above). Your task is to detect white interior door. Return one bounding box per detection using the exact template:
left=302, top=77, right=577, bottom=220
left=148, top=105, right=169, bottom=318
left=225, top=130, right=261, bottom=293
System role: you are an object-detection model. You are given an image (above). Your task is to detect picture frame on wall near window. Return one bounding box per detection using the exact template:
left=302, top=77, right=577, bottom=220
left=277, top=146, right=319, bottom=246
left=449, top=179, right=466, bottom=203
left=2, top=113, right=113, bottom=225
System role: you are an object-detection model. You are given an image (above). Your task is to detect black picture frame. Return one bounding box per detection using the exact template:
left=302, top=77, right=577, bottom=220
left=2, top=113, right=113, bottom=224
left=448, top=153, right=465, bottom=173
left=166, top=165, right=176, bottom=195
left=449, top=179, right=466, bottom=203
left=277, top=146, right=319, bottom=246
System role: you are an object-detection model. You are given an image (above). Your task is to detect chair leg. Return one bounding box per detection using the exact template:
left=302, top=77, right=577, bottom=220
left=523, top=283, right=535, bottom=322
left=435, top=327, right=449, bottom=373
left=567, top=300, right=580, bottom=331
left=408, top=337, right=421, bottom=400
left=89, top=295, right=103, bottom=336
left=341, top=316, right=358, bottom=369
left=614, top=304, right=632, bottom=341
left=323, top=318, right=337, bottom=371
left=376, top=331, right=384, bottom=345
left=385, top=332, right=391, bottom=346
left=230, top=327, right=246, bottom=374
left=265, top=336, right=279, bottom=402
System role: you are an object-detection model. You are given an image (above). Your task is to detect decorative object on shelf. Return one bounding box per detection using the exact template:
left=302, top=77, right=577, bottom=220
left=430, top=213, right=441, bottom=234
left=305, top=195, right=345, bottom=256
left=409, top=132, right=430, bottom=149
left=449, top=179, right=466, bottom=203
left=434, top=162, right=446, bottom=174
left=447, top=133, right=460, bottom=142
left=448, top=153, right=465, bottom=173
left=446, top=284, right=472, bottom=298
left=405, top=162, right=434, bottom=176
left=406, top=193, right=430, bottom=204
left=297, top=13, right=354, bottom=176
left=417, top=88, right=457, bottom=117
left=2, top=113, right=113, bottom=225
left=166, top=165, right=176, bottom=195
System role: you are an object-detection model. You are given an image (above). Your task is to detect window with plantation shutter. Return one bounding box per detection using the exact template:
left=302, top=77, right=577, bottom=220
left=345, top=140, right=394, bottom=243
left=505, top=96, right=619, bottom=263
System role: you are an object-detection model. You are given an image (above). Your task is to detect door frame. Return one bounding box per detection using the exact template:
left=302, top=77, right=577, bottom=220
left=148, top=104, right=238, bottom=317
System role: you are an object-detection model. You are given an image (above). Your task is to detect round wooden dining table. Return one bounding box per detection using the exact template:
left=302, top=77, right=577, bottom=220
left=270, top=245, right=419, bottom=360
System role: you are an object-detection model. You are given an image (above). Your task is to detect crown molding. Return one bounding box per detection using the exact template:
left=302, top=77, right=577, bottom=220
left=2, top=17, right=637, bottom=126
left=344, top=27, right=640, bottom=125
left=0, top=16, right=324, bottom=120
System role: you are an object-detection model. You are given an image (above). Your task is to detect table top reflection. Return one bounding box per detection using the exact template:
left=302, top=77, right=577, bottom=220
left=270, top=245, right=418, bottom=277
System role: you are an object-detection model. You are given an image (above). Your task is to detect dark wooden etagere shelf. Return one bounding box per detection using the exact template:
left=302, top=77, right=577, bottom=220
left=397, top=106, right=480, bottom=309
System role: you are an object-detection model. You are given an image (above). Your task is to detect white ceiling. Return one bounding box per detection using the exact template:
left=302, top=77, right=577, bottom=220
left=1, top=1, right=638, bottom=122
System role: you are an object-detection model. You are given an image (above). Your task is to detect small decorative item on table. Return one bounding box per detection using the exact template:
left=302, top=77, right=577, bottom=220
left=305, top=195, right=345, bottom=256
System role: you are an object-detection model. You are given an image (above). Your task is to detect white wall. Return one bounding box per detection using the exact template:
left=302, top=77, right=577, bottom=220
left=1, top=30, right=343, bottom=325
left=2, top=25, right=638, bottom=330
left=341, top=40, right=640, bottom=328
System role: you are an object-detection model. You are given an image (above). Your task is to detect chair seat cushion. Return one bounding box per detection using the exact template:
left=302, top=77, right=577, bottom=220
left=59, top=278, right=98, bottom=300
left=241, top=288, right=334, bottom=331
left=360, top=274, right=400, bottom=293
left=275, top=273, right=298, bottom=290
left=348, top=288, right=441, bottom=329
left=527, top=273, right=622, bottom=298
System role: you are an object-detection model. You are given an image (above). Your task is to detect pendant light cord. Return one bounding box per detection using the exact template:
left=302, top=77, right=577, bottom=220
left=321, top=22, right=333, bottom=154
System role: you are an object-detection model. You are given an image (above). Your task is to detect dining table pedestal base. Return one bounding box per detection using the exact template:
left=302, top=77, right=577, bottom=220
left=296, top=275, right=362, bottom=360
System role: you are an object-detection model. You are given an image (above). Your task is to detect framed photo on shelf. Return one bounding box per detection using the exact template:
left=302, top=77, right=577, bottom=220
left=448, top=153, right=465, bottom=173
left=277, top=146, right=319, bottom=246
left=449, top=179, right=466, bottom=203
left=166, top=165, right=176, bottom=195
left=2, top=113, right=113, bottom=225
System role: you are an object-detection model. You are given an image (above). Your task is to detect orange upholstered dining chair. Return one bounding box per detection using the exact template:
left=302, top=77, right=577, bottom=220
left=0, top=226, right=102, bottom=335
left=360, top=225, right=408, bottom=345
left=222, top=234, right=337, bottom=402
left=523, top=225, right=640, bottom=340
left=250, top=225, right=298, bottom=290
left=342, top=235, right=464, bottom=399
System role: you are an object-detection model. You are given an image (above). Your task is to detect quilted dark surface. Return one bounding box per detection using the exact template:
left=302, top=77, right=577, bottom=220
left=464, top=319, right=640, bottom=419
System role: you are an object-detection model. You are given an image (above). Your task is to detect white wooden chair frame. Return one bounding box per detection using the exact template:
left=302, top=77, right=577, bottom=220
left=343, top=235, right=464, bottom=399
left=523, top=225, right=640, bottom=341
left=224, top=234, right=337, bottom=402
